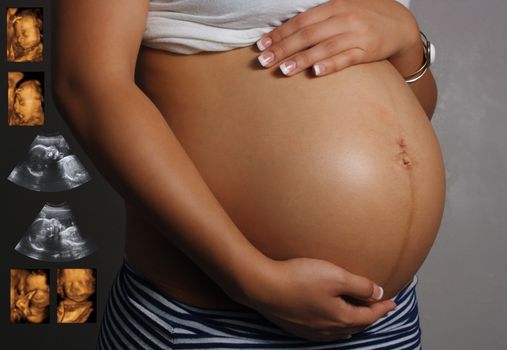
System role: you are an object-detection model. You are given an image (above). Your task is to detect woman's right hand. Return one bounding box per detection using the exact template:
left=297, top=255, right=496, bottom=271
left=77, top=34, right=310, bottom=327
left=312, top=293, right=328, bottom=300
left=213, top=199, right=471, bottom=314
left=238, top=257, right=397, bottom=342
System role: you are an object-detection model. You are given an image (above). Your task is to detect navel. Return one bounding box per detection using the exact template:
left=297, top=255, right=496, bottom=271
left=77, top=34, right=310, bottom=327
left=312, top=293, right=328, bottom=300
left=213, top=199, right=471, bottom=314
left=396, top=137, right=414, bottom=168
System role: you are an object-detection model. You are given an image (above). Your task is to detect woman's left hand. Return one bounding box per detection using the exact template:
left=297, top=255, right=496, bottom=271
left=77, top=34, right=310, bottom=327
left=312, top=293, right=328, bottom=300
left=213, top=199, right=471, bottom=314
left=255, top=0, right=420, bottom=77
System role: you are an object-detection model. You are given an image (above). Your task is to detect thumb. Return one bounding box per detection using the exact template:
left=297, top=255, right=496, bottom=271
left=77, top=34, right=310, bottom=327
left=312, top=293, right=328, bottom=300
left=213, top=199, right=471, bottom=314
left=338, top=272, right=385, bottom=302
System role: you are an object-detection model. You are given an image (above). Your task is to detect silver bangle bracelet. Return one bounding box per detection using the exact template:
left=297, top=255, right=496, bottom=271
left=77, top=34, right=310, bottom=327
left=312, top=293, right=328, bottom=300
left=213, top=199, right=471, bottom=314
left=404, top=31, right=432, bottom=84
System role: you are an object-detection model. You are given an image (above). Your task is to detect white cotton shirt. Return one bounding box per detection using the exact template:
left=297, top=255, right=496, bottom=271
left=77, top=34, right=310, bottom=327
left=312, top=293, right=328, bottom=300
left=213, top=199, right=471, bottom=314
left=141, top=0, right=412, bottom=55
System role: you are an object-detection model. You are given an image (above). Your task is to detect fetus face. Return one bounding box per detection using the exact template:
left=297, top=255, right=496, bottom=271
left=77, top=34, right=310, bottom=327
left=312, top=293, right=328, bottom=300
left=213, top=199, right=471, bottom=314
left=13, top=14, right=41, bottom=49
left=23, top=273, right=50, bottom=323
left=60, top=269, right=96, bottom=302
left=13, top=80, right=43, bottom=120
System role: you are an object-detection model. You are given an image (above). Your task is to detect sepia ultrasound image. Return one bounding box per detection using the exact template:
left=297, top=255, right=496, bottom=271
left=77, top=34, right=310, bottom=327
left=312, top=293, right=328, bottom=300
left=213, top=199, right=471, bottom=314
left=8, top=71, right=45, bottom=126
left=7, top=132, right=91, bottom=191
left=6, top=7, right=43, bottom=62
left=10, top=269, right=50, bottom=324
left=15, top=202, right=97, bottom=262
left=57, top=268, right=97, bottom=323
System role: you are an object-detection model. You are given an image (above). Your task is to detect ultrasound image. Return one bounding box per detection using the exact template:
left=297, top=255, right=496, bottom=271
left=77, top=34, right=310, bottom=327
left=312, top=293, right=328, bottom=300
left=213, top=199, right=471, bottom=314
left=7, top=133, right=91, bottom=191
left=15, top=202, right=97, bottom=262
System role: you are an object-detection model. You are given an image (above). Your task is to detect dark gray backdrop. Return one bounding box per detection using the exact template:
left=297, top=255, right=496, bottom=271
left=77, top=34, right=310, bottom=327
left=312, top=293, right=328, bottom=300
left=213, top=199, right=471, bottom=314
left=2, top=0, right=506, bottom=349
left=2, top=1, right=125, bottom=348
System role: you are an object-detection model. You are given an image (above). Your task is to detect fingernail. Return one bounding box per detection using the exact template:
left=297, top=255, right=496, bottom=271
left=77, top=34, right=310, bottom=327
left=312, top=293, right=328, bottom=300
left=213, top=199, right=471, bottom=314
left=372, top=285, right=384, bottom=301
left=256, top=37, right=272, bottom=51
left=344, top=335, right=352, bottom=339
left=258, top=51, right=274, bottom=67
left=280, top=60, right=296, bottom=75
left=313, top=63, right=325, bottom=76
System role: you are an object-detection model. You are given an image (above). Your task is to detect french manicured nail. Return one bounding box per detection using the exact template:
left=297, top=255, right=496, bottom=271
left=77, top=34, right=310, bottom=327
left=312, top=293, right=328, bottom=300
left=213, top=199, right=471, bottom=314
left=256, top=37, right=272, bottom=51
left=258, top=51, right=274, bottom=67
left=280, top=60, right=296, bottom=75
left=372, top=285, right=384, bottom=301
left=313, top=63, right=325, bottom=76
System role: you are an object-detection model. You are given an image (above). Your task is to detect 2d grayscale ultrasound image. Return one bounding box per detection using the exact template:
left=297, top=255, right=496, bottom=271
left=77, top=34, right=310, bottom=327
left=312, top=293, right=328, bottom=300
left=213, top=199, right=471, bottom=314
left=14, top=202, right=97, bottom=262
left=7, top=132, right=91, bottom=191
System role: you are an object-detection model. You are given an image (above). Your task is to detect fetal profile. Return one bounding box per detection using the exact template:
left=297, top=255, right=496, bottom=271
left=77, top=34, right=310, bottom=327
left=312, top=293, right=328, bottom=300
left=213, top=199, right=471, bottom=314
left=6, top=7, right=43, bottom=62
left=14, top=202, right=97, bottom=262
left=8, top=71, right=45, bottom=126
left=7, top=132, right=91, bottom=191
left=10, top=269, right=50, bottom=324
left=57, top=268, right=97, bottom=323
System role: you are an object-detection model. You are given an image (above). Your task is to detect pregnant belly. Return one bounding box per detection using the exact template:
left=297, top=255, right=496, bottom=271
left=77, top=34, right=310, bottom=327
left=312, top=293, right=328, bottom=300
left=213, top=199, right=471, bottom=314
left=132, top=45, right=446, bottom=300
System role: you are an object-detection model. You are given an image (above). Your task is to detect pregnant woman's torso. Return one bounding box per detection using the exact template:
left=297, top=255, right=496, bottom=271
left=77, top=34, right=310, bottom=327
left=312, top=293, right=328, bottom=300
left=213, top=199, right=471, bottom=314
left=126, top=41, right=446, bottom=310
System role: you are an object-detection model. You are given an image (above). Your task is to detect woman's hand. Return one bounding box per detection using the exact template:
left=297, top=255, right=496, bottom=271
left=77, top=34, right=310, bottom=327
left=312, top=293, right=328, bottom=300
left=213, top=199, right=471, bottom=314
left=255, top=0, right=420, bottom=77
left=238, top=257, right=397, bottom=342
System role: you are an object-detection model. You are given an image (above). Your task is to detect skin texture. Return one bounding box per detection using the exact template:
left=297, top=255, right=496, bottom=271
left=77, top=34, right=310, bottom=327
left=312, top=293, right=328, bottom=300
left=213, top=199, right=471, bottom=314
left=52, top=0, right=443, bottom=342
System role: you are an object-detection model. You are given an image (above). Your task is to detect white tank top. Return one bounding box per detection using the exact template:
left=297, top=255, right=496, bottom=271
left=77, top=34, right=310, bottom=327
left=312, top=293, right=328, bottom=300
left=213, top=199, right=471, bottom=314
left=142, top=0, right=412, bottom=55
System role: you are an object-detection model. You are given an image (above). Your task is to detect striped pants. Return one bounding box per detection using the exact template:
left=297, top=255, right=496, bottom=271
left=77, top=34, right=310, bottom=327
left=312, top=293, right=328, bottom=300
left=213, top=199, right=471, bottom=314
left=97, top=258, right=422, bottom=349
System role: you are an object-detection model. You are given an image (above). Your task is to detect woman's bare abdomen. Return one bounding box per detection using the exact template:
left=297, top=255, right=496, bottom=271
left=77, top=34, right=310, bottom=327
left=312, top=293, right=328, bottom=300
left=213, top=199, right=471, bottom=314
left=125, top=44, right=446, bottom=308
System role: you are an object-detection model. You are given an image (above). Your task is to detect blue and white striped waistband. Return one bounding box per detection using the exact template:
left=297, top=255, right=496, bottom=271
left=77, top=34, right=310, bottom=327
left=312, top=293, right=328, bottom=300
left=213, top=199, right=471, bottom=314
left=98, top=257, right=422, bottom=349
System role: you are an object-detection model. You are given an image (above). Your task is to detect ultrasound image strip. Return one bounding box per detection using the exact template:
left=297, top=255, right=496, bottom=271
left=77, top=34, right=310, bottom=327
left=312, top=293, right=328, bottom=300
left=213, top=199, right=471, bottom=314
left=7, top=133, right=91, bottom=192
left=15, top=202, right=97, bottom=262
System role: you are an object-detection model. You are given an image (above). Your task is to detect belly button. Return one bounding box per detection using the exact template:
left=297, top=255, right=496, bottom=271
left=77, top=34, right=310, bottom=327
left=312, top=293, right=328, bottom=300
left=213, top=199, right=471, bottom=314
left=396, top=137, right=413, bottom=168
left=401, top=152, right=412, bottom=166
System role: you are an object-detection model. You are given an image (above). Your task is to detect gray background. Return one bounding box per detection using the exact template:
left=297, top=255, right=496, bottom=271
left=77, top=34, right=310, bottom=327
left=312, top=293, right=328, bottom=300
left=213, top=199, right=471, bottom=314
left=1, top=0, right=506, bottom=349
left=413, top=0, right=507, bottom=349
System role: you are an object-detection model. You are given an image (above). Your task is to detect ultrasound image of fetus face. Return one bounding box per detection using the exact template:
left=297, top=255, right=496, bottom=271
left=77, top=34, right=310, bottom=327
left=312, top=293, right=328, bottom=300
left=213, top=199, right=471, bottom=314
left=25, top=273, right=50, bottom=319
left=7, top=133, right=91, bottom=191
left=7, top=8, right=43, bottom=62
left=15, top=203, right=97, bottom=262
left=14, top=80, right=44, bottom=123
left=31, top=218, right=66, bottom=249
left=11, top=270, right=50, bottom=324
left=59, top=269, right=96, bottom=302
left=57, top=269, right=96, bottom=323
left=13, top=11, right=42, bottom=50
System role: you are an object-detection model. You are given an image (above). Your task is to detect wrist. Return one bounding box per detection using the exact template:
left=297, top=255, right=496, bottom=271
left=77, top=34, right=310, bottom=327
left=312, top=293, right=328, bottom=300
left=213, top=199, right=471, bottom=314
left=387, top=12, right=425, bottom=77
left=219, top=242, right=273, bottom=301
left=388, top=32, right=425, bottom=78
left=227, top=251, right=279, bottom=309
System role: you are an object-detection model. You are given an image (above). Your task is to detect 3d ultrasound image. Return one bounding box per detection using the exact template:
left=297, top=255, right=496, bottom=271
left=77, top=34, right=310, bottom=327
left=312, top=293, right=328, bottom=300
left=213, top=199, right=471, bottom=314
left=14, top=202, right=97, bottom=262
left=10, top=269, right=50, bottom=324
left=8, top=71, right=45, bottom=126
left=7, top=132, right=91, bottom=191
left=6, top=7, right=43, bottom=62
left=57, top=268, right=97, bottom=323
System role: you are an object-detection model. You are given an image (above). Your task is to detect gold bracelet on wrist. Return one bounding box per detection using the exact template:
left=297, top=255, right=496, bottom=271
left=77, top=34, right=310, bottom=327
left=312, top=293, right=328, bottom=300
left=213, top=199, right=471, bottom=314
left=404, top=31, right=433, bottom=84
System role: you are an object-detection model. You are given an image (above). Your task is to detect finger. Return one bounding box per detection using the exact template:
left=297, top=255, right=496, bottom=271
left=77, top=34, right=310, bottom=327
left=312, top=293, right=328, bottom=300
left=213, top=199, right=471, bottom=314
left=312, top=47, right=366, bottom=76
left=337, top=298, right=397, bottom=328
left=256, top=1, right=335, bottom=51
left=277, top=31, right=358, bottom=76
left=337, top=271, right=385, bottom=301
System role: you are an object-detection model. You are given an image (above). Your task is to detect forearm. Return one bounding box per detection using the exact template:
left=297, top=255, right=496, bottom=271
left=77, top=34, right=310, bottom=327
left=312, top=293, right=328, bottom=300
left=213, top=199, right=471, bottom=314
left=388, top=36, right=438, bottom=121
left=52, top=77, right=270, bottom=300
